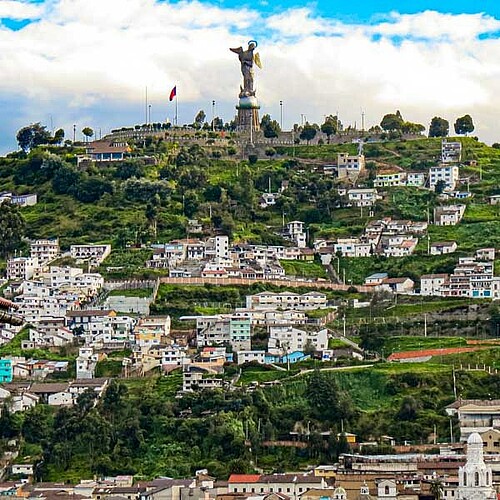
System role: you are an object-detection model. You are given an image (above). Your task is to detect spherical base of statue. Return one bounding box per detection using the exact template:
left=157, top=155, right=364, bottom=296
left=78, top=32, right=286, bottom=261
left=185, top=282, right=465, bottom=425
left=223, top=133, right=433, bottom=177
left=236, top=95, right=260, bottom=133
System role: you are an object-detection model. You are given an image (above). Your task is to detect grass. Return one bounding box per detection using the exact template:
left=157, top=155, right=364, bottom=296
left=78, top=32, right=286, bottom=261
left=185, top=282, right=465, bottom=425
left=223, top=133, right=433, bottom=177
left=344, top=298, right=472, bottom=321
left=0, top=328, right=30, bottom=356
left=338, top=254, right=458, bottom=285
left=431, top=346, right=500, bottom=369
left=121, top=372, right=183, bottom=399
left=383, top=336, right=468, bottom=353
left=238, top=369, right=295, bottom=385
left=328, top=338, right=353, bottom=349
left=280, top=260, right=328, bottom=279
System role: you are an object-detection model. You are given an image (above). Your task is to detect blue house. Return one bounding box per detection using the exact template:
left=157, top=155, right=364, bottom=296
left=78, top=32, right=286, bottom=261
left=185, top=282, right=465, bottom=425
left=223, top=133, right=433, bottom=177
left=0, top=359, right=13, bottom=383
left=265, top=351, right=309, bottom=364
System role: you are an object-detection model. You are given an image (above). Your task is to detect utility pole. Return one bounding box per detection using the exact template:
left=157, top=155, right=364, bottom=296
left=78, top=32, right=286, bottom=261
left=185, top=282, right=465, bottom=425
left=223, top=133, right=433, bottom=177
left=280, top=100, right=283, bottom=130
left=73, top=124, right=76, bottom=143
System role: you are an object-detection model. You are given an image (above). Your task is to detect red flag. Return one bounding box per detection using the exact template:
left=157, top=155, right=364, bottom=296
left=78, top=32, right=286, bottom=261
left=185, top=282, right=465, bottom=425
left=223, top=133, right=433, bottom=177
left=169, top=86, right=177, bottom=101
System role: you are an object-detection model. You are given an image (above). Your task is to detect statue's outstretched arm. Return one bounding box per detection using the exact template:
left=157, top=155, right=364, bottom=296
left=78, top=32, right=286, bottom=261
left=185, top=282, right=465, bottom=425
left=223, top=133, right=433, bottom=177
left=230, top=47, right=243, bottom=54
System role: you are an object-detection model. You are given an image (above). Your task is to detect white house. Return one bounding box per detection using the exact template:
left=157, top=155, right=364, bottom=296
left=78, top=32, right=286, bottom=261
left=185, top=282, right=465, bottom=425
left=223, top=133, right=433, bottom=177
left=283, top=221, right=307, bottom=248
left=7, top=257, right=38, bottom=280
left=246, top=292, right=327, bottom=311
left=268, top=326, right=328, bottom=354
left=236, top=350, right=266, bottom=365
left=429, top=165, right=459, bottom=191
left=30, top=239, right=60, bottom=264
left=70, top=244, right=111, bottom=265
left=333, top=239, right=372, bottom=258
left=76, top=347, right=98, bottom=379
left=347, top=188, right=378, bottom=207
left=374, top=171, right=407, bottom=187
left=406, top=172, right=426, bottom=187
left=434, top=205, right=466, bottom=226
left=442, top=139, right=462, bottom=163
left=476, top=248, right=495, bottom=261
left=420, top=274, right=449, bottom=296
left=430, top=241, right=458, bottom=255
left=379, top=277, right=415, bottom=295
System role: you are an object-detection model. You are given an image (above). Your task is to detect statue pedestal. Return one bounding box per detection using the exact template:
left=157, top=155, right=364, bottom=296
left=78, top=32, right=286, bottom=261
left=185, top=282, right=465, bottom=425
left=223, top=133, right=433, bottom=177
left=236, top=95, right=260, bottom=132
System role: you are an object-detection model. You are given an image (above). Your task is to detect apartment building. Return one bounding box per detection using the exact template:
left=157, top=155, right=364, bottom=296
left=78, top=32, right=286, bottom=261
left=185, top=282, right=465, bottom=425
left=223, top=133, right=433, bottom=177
left=429, top=165, right=459, bottom=191
left=246, top=292, right=327, bottom=311
left=30, top=239, right=60, bottom=264
left=7, top=257, right=38, bottom=280
left=70, top=244, right=111, bottom=265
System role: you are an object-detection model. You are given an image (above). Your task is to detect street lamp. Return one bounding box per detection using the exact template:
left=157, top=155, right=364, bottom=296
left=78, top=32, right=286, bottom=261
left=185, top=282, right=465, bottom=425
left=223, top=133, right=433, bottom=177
left=280, top=100, right=283, bottom=130
left=148, top=104, right=152, bottom=126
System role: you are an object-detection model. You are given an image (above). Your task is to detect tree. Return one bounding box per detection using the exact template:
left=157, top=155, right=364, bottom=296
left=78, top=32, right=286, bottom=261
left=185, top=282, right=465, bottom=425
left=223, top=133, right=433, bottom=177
left=194, top=110, right=206, bottom=129
left=397, top=396, right=421, bottom=421
left=430, top=480, right=443, bottom=500
left=380, top=113, right=404, bottom=132
left=52, top=128, right=65, bottom=145
left=320, top=115, right=339, bottom=143
left=82, top=127, right=94, bottom=143
left=52, top=164, right=81, bottom=194
left=0, top=201, right=25, bottom=257
left=429, top=117, right=449, bottom=138
left=434, top=179, right=447, bottom=194
left=260, top=114, right=280, bottom=139
left=454, top=114, right=474, bottom=136
left=306, top=369, right=341, bottom=421
left=211, top=117, right=223, bottom=131
left=401, top=122, right=425, bottom=134
left=299, top=123, right=317, bottom=144
left=145, top=194, right=161, bottom=237
left=16, top=123, right=51, bottom=151
left=114, top=159, right=145, bottom=180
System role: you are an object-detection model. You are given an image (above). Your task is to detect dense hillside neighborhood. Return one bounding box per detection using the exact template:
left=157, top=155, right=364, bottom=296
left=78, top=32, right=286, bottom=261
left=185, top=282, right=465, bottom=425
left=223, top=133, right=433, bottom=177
left=0, top=121, right=499, bottom=499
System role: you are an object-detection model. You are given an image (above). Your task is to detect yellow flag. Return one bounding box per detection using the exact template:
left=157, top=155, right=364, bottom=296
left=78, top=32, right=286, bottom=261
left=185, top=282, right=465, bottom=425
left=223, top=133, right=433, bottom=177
left=254, top=52, right=262, bottom=69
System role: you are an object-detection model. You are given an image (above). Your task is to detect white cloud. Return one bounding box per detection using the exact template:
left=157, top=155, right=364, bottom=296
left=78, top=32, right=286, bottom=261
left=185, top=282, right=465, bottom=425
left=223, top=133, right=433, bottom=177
left=0, top=0, right=43, bottom=19
left=370, top=11, right=500, bottom=41
left=2, top=2, right=500, bottom=153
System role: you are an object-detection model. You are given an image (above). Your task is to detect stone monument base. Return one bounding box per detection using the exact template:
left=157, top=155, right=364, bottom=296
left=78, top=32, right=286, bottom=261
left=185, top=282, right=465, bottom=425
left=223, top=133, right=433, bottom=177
left=236, top=95, right=260, bottom=132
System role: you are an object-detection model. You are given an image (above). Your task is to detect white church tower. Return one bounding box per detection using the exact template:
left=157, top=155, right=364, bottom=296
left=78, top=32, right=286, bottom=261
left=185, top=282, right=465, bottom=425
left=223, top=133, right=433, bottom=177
left=458, top=432, right=496, bottom=500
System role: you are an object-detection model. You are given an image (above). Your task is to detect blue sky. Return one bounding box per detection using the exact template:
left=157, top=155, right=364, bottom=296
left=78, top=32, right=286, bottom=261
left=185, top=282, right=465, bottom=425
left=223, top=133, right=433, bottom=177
left=190, top=1, right=500, bottom=20
left=1, top=0, right=500, bottom=153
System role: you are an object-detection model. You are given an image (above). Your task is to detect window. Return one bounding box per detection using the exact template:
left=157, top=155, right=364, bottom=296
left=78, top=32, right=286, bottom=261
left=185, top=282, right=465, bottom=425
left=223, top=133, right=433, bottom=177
left=385, top=485, right=390, bottom=495
left=475, top=472, right=480, bottom=486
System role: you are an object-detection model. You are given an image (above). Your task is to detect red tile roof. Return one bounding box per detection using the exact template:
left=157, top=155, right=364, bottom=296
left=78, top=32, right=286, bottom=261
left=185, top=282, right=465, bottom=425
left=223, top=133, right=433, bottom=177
left=228, top=475, right=261, bottom=484
left=388, top=347, right=483, bottom=361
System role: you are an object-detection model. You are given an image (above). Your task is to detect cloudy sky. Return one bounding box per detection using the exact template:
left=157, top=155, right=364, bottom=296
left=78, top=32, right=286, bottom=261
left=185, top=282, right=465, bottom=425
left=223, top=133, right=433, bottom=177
left=1, top=0, right=500, bottom=153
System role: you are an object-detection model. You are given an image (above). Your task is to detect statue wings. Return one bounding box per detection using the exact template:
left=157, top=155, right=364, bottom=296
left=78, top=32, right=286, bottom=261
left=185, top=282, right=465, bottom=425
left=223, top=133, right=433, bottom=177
left=254, top=52, right=262, bottom=69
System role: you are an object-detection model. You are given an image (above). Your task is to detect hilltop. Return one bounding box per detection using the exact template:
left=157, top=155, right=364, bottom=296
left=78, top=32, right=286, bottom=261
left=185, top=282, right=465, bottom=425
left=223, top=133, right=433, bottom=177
left=1, top=134, right=499, bottom=281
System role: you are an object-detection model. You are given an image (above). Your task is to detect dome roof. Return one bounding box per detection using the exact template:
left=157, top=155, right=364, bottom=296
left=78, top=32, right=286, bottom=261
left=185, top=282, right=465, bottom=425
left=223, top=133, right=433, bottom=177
left=334, top=486, right=347, bottom=494
left=468, top=432, right=483, bottom=445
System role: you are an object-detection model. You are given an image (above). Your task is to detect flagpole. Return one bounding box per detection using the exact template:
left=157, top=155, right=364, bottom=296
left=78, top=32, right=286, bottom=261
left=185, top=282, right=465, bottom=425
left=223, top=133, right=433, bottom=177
left=175, top=90, right=178, bottom=127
